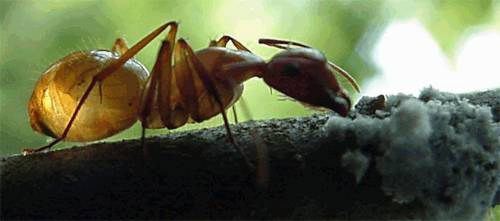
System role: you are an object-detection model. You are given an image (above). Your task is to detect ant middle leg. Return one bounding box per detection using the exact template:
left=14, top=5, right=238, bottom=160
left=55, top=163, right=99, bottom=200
left=139, top=23, right=180, bottom=157
left=212, top=35, right=251, bottom=52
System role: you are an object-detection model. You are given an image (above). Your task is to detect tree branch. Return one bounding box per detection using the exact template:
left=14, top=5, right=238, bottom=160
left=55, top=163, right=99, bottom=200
left=1, top=88, right=499, bottom=220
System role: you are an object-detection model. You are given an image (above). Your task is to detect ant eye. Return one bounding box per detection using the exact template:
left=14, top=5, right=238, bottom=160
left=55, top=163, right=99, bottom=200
left=281, top=63, right=301, bottom=77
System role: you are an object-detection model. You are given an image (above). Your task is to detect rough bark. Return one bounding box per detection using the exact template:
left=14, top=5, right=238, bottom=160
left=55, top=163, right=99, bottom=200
left=1, top=88, right=499, bottom=220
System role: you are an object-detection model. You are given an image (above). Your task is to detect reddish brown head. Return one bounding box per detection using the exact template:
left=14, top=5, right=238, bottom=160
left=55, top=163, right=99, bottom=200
left=261, top=46, right=352, bottom=116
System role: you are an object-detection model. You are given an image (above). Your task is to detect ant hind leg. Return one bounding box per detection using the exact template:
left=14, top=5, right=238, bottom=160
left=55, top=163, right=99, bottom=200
left=23, top=22, right=178, bottom=156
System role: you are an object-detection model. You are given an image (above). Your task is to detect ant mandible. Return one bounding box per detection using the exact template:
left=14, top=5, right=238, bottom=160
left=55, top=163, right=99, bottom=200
left=25, top=21, right=360, bottom=169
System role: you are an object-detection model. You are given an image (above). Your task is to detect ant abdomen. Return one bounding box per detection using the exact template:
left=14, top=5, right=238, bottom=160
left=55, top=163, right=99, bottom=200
left=29, top=50, right=148, bottom=141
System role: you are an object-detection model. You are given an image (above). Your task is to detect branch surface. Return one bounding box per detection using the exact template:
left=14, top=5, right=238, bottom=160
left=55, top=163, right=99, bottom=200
left=1, top=88, right=499, bottom=220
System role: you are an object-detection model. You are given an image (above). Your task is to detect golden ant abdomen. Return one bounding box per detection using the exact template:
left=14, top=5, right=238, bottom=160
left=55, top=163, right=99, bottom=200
left=29, top=50, right=148, bottom=141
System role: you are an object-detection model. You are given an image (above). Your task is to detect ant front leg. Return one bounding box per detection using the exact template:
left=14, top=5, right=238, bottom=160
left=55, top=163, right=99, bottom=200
left=211, top=35, right=253, bottom=123
left=23, top=22, right=177, bottom=155
left=176, top=38, right=254, bottom=171
left=211, top=36, right=269, bottom=183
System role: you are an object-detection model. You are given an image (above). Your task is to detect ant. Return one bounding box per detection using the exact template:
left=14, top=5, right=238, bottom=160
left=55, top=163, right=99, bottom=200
left=25, top=21, right=360, bottom=169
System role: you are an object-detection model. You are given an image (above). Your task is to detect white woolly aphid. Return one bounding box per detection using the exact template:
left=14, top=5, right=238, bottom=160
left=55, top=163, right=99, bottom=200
left=323, top=88, right=499, bottom=220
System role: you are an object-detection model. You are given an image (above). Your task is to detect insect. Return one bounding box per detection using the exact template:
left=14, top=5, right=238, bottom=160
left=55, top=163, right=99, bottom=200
left=25, top=21, right=360, bottom=168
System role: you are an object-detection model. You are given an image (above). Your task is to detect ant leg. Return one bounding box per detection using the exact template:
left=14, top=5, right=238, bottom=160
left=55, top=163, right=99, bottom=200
left=112, top=38, right=129, bottom=55
left=231, top=106, right=238, bottom=124
left=232, top=89, right=269, bottom=188
left=98, top=38, right=131, bottom=105
left=213, top=35, right=251, bottom=52
left=212, top=37, right=269, bottom=182
left=140, top=22, right=187, bottom=130
left=237, top=96, right=253, bottom=120
left=210, top=35, right=251, bottom=124
left=176, top=38, right=254, bottom=170
left=259, top=38, right=360, bottom=92
left=213, top=37, right=271, bottom=184
left=95, top=22, right=177, bottom=81
left=213, top=36, right=252, bottom=124
left=23, top=22, right=178, bottom=155
left=140, top=125, right=150, bottom=159
left=139, top=23, right=182, bottom=158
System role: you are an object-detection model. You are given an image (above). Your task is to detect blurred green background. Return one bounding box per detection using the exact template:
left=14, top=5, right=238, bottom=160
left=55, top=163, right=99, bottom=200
left=0, top=0, right=499, bottom=156
left=0, top=0, right=499, bottom=217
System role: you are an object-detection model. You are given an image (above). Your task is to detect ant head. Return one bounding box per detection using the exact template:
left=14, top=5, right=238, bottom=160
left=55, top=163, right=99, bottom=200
left=262, top=47, right=351, bottom=116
